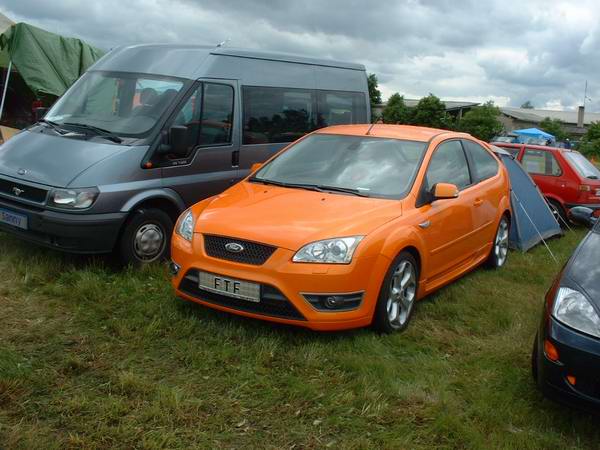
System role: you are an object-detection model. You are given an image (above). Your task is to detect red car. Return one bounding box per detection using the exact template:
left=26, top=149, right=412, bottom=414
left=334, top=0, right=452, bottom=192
left=494, top=143, right=600, bottom=222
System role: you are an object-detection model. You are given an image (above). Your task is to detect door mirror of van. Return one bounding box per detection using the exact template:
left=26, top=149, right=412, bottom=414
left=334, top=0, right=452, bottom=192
left=569, top=206, right=597, bottom=228
left=168, top=125, right=189, bottom=157
left=34, top=107, right=49, bottom=122
left=432, top=183, right=459, bottom=200
left=250, top=162, right=263, bottom=173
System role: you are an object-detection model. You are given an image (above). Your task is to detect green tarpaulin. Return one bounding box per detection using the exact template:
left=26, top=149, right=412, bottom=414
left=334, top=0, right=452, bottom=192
left=0, top=22, right=105, bottom=97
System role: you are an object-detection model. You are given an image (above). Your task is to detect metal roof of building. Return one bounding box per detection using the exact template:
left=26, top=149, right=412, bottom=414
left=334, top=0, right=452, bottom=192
left=500, top=107, right=600, bottom=126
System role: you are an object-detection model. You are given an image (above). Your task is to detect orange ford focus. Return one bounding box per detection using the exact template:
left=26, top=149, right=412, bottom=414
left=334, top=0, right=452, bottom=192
left=170, top=125, right=511, bottom=333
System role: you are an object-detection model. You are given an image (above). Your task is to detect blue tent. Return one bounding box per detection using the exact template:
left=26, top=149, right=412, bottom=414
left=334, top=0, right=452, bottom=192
left=513, top=128, right=555, bottom=141
left=491, top=146, right=562, bottom=251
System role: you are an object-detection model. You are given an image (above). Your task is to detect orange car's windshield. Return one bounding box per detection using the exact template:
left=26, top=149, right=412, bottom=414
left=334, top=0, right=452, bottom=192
left=251, top=134, right=428, bottom=198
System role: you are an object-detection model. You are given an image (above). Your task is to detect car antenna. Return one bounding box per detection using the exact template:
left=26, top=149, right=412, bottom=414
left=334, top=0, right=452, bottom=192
left=365, top=123, right=376, bottom=135
left=216, top=38, right=231, bottom=48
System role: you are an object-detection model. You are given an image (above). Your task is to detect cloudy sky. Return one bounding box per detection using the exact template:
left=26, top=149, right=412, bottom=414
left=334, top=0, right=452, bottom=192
left=2, top=0, right=600, bottom=111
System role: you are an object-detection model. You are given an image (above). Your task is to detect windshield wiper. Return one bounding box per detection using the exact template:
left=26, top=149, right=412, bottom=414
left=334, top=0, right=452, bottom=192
left=64, top=122, right=123, bottom=143
left=38, top=119, right=68, bottom=134
left=586, top=175, right=599, bottom=180
left=249, top=178, right=370, bottom=197
left=314, top=185, right=370, bottom=197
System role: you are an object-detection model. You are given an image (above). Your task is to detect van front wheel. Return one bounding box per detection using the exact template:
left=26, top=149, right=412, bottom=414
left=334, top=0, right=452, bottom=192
left=118, top=208, right=173, bottom=267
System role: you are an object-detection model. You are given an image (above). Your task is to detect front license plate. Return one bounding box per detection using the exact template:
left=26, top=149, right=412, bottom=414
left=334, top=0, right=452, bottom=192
left=0, top=207, right=28, bottom=230
left=198, top=271, right=260, bottom=303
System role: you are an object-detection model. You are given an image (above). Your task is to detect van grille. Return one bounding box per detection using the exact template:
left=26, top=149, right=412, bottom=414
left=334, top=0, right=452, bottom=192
left=0, top=178, right=48, bottom=203
left=203, top=234, right=276, bottom=265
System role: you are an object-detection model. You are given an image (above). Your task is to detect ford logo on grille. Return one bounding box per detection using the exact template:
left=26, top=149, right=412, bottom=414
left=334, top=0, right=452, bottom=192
left=225, top=242, right=244, bottom=253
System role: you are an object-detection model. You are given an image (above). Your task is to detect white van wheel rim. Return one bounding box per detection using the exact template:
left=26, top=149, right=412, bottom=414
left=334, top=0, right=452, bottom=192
left=494, top=219, right=509, bottom=266
left=386, top=260, right=416, bottom=328
left=134, top=223, right=165, bottom=261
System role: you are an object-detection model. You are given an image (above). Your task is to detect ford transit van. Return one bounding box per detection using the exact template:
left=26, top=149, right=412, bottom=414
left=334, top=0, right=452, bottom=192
left=0, top=45, right=370, bottom=265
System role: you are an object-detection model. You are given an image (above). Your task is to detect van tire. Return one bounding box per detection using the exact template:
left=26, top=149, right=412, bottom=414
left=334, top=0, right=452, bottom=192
left=118, top=208, right=173, bottom=267
left=372, top=251, right=419, bottom=334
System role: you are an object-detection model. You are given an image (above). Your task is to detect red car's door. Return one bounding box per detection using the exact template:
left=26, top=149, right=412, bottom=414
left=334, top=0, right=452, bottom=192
left=519, top=147, right=565, bottom=201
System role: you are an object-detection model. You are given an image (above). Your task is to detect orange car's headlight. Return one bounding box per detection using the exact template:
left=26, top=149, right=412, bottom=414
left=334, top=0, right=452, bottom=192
left=292, top=236, right=364, bottom=264
left=175, top=209, right=195, bottom=241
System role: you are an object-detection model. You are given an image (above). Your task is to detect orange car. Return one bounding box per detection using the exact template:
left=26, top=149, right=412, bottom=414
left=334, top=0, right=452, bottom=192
left=170, top=125, right=511, bottom=332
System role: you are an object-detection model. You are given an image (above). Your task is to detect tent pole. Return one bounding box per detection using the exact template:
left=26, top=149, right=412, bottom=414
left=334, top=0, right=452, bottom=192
left=0, top=60, right=12, bottom=122
left=513, top=191, right=558, bottom=263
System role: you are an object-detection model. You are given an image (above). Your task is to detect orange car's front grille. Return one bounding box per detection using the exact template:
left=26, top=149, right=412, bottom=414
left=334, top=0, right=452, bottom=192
left=203, top=234, right=277, bottom=265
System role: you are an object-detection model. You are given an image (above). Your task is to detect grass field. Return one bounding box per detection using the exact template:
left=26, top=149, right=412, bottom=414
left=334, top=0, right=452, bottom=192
left=1, top=228, right=599, bottom=449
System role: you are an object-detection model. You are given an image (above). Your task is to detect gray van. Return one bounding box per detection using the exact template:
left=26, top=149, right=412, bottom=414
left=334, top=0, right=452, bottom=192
left=0, top=45, right=370, bottom=265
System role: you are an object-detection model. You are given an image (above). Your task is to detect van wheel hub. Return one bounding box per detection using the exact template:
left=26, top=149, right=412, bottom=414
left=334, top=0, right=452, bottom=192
left=134, top=223, right=165, bottom=261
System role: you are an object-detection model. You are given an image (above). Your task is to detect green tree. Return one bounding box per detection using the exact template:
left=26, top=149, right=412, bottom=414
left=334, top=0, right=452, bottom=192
left=579, top=121, right=600, bottom=158
left=520, top=100, right=534, bottom=109
left=367, top=73, right=382, bottom=120
left=539, top=117, right=568, bottom=142
left=381, top=93, right=410, bottom=124
left=458, top=101, right=504, bottom=141
left=410, top=93, right=452, bottom=129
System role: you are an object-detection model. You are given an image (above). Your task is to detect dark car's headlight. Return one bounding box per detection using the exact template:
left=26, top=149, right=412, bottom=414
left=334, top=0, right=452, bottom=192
left=49, top=187, right=99, bottom=209
left=552, top=287, right=600, bottom=338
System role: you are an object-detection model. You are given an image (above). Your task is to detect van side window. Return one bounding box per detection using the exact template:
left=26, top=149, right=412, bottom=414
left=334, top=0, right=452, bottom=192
left=170, top=82, right=234, bottom=155
left=463, top=140, right=499, bottom=182
left=317, top=91, right=367, bottom=127
left=243, top=86, right=316, bottom=145
left=522, top=149, right=562, bottom=176
left=425, top=140, right=471, bottom=191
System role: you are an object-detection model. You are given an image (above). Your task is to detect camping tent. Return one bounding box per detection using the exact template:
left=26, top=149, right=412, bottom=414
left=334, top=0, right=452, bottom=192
left=513, top=127, right=555, bottom=142
left=0, top=18, right=104, bottom=126
left=490, top=145, right=562, bottom=251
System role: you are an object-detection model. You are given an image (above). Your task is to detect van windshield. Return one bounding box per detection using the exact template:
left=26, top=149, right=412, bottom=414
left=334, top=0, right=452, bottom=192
left=564, top=152, right=600, bottom=180
left=45, top=71, right=186, bottom=137
left=251, top=134, right=427, bottom=199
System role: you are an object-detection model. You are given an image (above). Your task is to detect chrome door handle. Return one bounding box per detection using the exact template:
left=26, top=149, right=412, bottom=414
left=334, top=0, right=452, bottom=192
left=418, top=220, right=431, bottom=229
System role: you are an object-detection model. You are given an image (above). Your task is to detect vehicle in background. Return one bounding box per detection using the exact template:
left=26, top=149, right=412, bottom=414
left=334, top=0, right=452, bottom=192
left=492, top=143, right=600, bottom=223
left=0, top=45, right=370, bottom=265
left=532, top=206, right=600, bottom=411
left=171, top=125, right=511, bottom=332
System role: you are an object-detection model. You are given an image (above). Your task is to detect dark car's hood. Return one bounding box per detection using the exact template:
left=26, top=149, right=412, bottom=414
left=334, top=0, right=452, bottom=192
left=566, top=229, right=600, bottom=305
left=0, top=129, right=129, bottom=187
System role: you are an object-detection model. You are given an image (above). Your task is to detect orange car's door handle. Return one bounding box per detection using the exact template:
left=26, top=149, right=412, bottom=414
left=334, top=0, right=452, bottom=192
left=474, top=199, right=483, bottom=207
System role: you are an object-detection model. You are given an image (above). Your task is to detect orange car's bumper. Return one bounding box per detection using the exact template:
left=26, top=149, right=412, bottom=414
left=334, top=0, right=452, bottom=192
left=171, top=234, right=391, bottom=331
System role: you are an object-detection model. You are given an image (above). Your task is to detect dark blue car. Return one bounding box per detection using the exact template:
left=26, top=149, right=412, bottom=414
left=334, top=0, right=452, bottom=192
left=533, top=207, right=600, bottom=411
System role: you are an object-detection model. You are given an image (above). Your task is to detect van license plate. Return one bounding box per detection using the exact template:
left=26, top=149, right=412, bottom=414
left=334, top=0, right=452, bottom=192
left=198, top=271, right=260, bottom=303
left=0, top=208, right=27, bottom=230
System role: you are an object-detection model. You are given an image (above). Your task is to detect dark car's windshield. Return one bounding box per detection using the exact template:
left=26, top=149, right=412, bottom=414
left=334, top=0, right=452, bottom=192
left=251, top=134, right=428, bottom=198
left=564, top=152, right=600, bottom=180
left=45, top=71, right=186, bottom=137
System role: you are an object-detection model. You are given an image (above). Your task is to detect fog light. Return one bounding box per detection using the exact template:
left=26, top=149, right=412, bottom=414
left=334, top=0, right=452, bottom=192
left=544, top=339, right=560, bottom=362
left=169, top=261, right=180, bottom=276
left=324, top=296, right=344, bottom=309
left=302, top=292, right=363, bottom=311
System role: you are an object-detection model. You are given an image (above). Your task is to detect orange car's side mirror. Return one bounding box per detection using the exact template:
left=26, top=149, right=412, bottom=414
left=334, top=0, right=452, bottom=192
left=432, top=183, right=459, bottom=200
left=250, top=162, right=263, bottom=173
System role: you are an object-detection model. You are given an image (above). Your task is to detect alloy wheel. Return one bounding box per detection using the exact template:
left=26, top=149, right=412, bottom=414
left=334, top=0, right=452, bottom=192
left=386, top=260, right=417, bottom=329
left=494, top=218, right=509, bottom=267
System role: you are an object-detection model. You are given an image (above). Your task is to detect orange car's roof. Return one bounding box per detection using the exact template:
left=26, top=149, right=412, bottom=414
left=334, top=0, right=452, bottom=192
left=315, top=124, right=464, bottom=142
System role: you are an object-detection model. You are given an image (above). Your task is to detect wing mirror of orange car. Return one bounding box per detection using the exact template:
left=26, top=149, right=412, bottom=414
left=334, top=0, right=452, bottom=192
left=250, top=162, right=263, bottom=173
left=432, top=183, right=459, bottom=200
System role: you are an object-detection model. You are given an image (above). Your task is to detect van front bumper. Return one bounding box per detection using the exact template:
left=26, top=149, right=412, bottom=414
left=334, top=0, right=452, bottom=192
left=0, top=198, right=127, bottom=254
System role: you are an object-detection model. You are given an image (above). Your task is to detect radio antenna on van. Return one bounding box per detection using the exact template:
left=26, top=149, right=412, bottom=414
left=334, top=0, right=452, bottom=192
left=365, top=123, right=376, bottom=135
left=216, top=38, right=231, bottom=48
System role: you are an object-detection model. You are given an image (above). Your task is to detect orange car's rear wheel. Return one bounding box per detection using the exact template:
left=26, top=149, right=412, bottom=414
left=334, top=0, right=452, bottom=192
left=373, top=251, right=418, bottom=333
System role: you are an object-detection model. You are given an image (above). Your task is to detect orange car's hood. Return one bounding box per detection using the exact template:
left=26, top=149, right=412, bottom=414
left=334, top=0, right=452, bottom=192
left=195, top=181, right=402, bottom=250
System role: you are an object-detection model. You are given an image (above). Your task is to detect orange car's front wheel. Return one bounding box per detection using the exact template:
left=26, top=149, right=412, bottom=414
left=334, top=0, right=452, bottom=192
left=373, top=251, right=419, bottom=333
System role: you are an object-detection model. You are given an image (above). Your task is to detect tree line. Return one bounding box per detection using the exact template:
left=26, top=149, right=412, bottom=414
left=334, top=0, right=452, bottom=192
left=368, top=74, right=600, bottom=159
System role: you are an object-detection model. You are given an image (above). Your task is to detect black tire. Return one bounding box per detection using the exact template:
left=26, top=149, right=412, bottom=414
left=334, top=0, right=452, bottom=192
left=118, top=208, right=173, bottom=267
left=531, top=333, right=539, bottom=383
left=547, top=198, right=568, bottom=228
left=485, top=215, right=510, bottom=269
left=372, top=251, right=419, bottom=334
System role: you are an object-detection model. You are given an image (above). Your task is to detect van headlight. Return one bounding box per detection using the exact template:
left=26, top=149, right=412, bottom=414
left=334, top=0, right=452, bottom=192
left=292, top=236, right=364, bottom=264
left=175, top=210, right=195, bottom=241
left=49, top=187, right=99, bottom=209
left=552, top=287, right=600, bottom=338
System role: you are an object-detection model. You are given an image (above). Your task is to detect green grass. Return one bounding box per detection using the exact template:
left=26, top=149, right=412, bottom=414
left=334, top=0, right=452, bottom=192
left=0, top=229, right=598, bottom=449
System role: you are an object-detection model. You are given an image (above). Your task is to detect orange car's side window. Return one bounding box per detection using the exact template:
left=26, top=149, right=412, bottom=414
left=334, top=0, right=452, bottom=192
left=425, top=140, right=471, bottom=191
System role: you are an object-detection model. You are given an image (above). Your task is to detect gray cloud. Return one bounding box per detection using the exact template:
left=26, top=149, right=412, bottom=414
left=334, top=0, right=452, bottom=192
left=2, top=0, right=599, bottom=111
